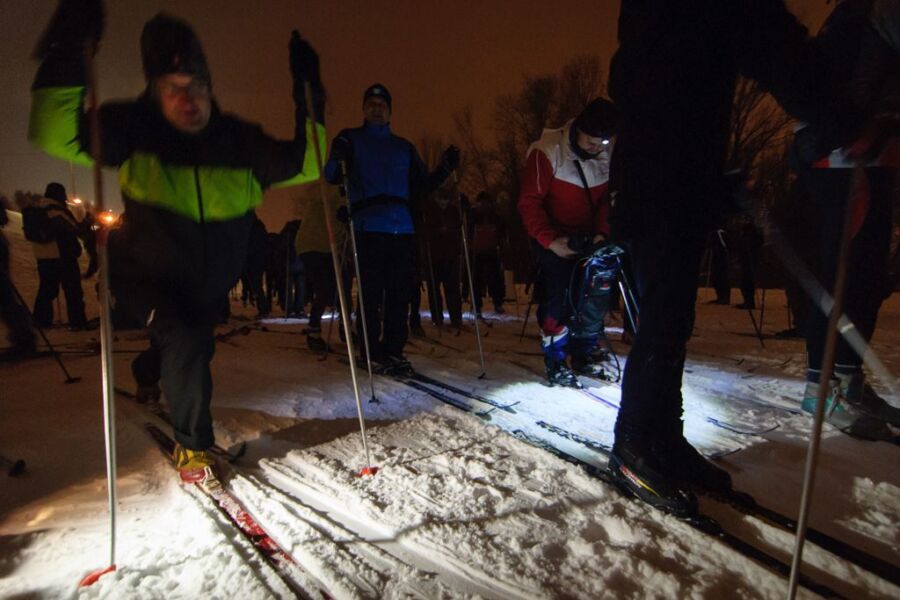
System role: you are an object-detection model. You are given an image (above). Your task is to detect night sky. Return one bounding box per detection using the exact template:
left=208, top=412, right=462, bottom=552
left=0, top=1, right=828, bottom=228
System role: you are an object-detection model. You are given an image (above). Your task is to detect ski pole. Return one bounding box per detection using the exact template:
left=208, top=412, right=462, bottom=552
left=419, top=209, right=442, bottom=337
left=518, top=264, right=539, bottom=343
left=454, top=174, right=486, bottom=378
left=786, top=166, right=863, bottom=599
left=304, top=80, right=377, bottom=476
left=325, top=233, right=350, bottom=352
left=78, top=41, right=118, bottom=587
left=9, top=282, right=80, bottom=384
left=339, top=160, right=378, bottom=403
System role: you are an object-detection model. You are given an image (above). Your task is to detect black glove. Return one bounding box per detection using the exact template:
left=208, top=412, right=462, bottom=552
left=336, top=204, right=350, bottom=224
left=330, top=135, right=353, bottom=166
left=440, top=145, right=461, bottom=172
left=33, top=0, right=105, bottom=59
left=290, top=30, right=321, bottom=88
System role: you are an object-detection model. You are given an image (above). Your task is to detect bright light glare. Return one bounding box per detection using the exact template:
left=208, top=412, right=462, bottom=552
left=71, top=197, right=83, bottom=205
left=98, top=210, right=118, bottom=226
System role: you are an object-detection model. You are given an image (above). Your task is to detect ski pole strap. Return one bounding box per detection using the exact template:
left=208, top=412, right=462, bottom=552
left=573, top=160, right=599, bottom=223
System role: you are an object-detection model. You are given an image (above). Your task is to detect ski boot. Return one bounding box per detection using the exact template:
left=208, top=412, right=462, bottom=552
left=662, top=435, right=733, bottom=495
left=136, top=384, right=162, bottom=404
left=857, top=382, right=900, bottom=429
left=571, top=351, right=613, bottom=381
left=801, top=373, right=893, bottom=441
left=608, top=434, right=698, bottom=518
left=544, top=357, right=582, bottom=388
left=173, top=444, right=219, bottom=487
left=378, top=355, right=414, bottom=377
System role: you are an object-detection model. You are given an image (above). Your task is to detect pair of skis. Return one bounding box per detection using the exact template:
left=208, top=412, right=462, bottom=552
left=115, top=386, right=330, bottom=597
left=391, top=364, right=892, bottom=597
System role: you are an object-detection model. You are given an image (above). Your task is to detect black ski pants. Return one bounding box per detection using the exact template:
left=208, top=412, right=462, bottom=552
left=142, top=310, right=216, bottom=450
left=33, top=257, right=86, bottom=327
left=616, top=222, right=706, bottom=440
left=300, top=251, right=337, bottom=329
left=472, top=250, right=505, bottom=312
left=805, top=167, right=894, bottom=373
left=535, top=247, right=608, bottom=357
left=355, top=232, right=416, bottom=359
left=427, top=257, right=463, bottom=325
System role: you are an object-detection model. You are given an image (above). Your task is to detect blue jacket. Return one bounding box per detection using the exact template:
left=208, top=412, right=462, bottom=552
left=324, top=122, right=450, bottom=234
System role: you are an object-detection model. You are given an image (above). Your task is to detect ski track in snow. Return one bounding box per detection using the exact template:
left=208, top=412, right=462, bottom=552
left=1, top=215, right=899, bottom=599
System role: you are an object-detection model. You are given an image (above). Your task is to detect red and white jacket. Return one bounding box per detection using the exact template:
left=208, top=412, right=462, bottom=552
left=517, top=121, right=611, bottom=249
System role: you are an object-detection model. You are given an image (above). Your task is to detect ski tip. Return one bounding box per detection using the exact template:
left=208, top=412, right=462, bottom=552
left=358, top=466, right=379, bottom=477
left=78, top=564, right=116, bottom=587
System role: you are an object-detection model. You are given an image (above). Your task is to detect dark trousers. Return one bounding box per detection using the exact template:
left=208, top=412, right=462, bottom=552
left=0, top=271, right=35, bottom=349
left=144, top=311, right=216, bottom=450
left=472, top=250, right=505, bottom=312
left=806, top=167, right=893, bottom=372
left=616, top=224, right=706, bottom=439
left=33, top=258, right=86, bottom=327
left=355, top=232, right=415, bottom=358
left=427, top=257, right=463, bottom=325
left=300, top=251, right=336, bottom=329
left=536, top=247, right=608, bottom=357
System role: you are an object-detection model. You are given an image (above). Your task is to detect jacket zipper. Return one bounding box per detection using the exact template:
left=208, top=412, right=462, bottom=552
left=195, top=166, right=209, bottom=291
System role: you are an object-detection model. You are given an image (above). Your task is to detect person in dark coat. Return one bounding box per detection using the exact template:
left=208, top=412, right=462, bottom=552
left=606, top=0, right=837, bottom=515
left=0, top=201, right=36, bottom=357
left=324, top=83, right=459, bottom=373
left=29, top=5, right=324, bottom=484
left=23, top=182, right=89, bottom=329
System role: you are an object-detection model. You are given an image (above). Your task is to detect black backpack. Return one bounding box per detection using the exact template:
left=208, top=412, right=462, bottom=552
left=22, top=204, right=54, bottom=244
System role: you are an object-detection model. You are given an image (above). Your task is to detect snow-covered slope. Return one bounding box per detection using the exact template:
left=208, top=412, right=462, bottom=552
left=1, top=217, right=897, bottom=599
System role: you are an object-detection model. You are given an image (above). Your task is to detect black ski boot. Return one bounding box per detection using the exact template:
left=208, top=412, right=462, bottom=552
left=544, top=357, right=582, bottom=388
left=857, top=383, right=900, bottom=429
left=378, top=355, right=414, bottom=377
left=663, top=436, right=733, bottom=495
left=571, top=351, right=613, bottom=381
left=608, top=434, right=698, bottom=518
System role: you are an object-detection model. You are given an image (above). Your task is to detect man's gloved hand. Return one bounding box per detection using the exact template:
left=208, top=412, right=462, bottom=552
left=336, top=204, right=350, bottom=224
left=440, top=145, right=461, bottom=172
left=33, top=0, right=105, bottom=59
left=289, top=30, right=321, bottom=87
left=330, top=135, right=353, bottom=167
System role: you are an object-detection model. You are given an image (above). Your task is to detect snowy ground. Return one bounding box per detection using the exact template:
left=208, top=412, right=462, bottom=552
left=1, top=214, right=898, bottom=599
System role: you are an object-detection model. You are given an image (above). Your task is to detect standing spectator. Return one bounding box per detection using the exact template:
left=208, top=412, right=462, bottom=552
left=21, top=182, right=90, bottom=330
left=421, top=186, right=464, bottom=329
left=469, top=191, right=506, bottom=316
left=324, top=83, right=459, bottom=373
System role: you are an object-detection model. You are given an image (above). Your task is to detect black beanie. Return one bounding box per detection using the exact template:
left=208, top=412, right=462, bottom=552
left=141, top=13, right=210, bottom=83
left=44, top=182, right=67, bottom=204
left=572, top=98, right=619, bottom=139
left=363, top=83, right=392, bottom=111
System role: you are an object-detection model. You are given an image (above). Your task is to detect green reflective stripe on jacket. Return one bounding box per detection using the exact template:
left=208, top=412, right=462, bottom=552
left=120, top=152, right=263, bottom=222
left=28, top=87, right=92, bottom=166
left=271, top=119, right=327, bottom=188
